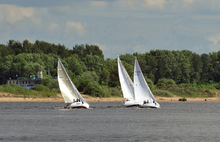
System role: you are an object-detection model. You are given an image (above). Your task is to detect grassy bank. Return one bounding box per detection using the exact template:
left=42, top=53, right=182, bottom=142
left=156, top=83, right=216, bottom=98
left=0, top=84, right=57, bottom=98
left=0, top=81, right=219, bottom=99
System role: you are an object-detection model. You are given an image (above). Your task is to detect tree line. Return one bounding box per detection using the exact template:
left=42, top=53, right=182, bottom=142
left=0, top=39, right=220, bottom=96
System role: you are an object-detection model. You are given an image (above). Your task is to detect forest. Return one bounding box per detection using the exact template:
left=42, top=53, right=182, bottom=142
left=0, top=39, right=220, bottom=98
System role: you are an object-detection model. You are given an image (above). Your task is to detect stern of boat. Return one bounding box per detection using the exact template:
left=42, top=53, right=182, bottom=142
left=67, top=102, right=89, bottom=109
left=139, top=102, right=160, bottom=108
left=123, top=100, right=141, bottom=107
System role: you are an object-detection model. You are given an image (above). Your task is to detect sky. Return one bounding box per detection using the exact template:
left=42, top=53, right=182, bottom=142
left=0, top=0, right=220, bottom=58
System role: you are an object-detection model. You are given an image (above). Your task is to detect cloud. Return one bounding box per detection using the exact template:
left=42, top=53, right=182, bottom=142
left=95, top=43, right=108, bottom=52
left=208, top=35, right=220, bottom=45
left=120, top=0, right=139, bottom=9
left=65, top=21, right=85, bottom=35
left=0, top=4, right=35, bottom=24
left=0, top=12, right=3, bottom=21
left=133, top=45, right=146, bottom=53
left=207, top=34, right=220, bottom=51
left=144, top=0, right=166, bottom=10
left=90, top=1, right=107, bottom=7
left=50, top=23, right=59, bottom=30
left=183, top=0, right=195, bottom=5
left=193, top=45, right=202, bottom=51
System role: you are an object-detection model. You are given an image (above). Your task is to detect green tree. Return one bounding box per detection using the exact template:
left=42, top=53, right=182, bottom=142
left=145, top=52, right=158, bottom=83
left=101, top=68, right=110, bottom=85
left=120, top=54, right=135, bottom=66
left=23, top=39, right=33, bottom=53
left=83, top=55, right=104, bottom=76
left=8, top=40, right=23, bottom=55
left=191, top=53, right=203, bottom=84
left=72, top=44, right=85, bottom=59
left=201, top=53, right=212, bottom=83
left=209, top=52, right=220, bottom=82
left=64, top=55, right=87, bottom=76
left=85, top=44, right=104, bottom=59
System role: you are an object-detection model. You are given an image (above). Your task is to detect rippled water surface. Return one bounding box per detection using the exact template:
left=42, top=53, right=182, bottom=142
left=1, top=102, right=220, bottom=142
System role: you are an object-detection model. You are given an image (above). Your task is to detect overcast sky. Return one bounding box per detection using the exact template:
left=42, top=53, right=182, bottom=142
left=0, top=0, right=220, bottom=58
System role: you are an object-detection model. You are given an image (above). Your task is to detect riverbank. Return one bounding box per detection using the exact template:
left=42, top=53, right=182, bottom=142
left=0, top=92, right=220, bottom=102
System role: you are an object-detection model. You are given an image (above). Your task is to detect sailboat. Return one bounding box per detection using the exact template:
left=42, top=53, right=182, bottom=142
left=117, top=56, right=141, bottom=107
left=57, top=59, right=89, bottom=109
left=134, top=58, right=160, bottom=108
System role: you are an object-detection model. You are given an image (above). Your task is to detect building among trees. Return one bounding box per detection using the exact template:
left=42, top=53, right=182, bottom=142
left=7, top=71, right=43, bottom=89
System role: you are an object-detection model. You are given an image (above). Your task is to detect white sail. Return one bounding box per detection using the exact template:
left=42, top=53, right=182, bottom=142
left=134, top=58, right=157, bottom=103
left=117, top=56, right=135, bottom=100
left=57, top=59, right=86, bottom=103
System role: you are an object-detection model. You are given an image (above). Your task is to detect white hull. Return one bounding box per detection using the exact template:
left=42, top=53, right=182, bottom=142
left=66, top=102, right=89, bottom=109
left=139, top=103, right=160, bottom=108
left=123, top=100, right=142, bottom=107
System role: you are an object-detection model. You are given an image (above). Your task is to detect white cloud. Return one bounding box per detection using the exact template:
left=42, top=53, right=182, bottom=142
left=95, top=43, right=108, bottom=52
left=120, top=0, right=139, bottom=9
left=91, top=1, right=107, bottom=7
left=0, top=4, right=35, bottom=24
left=133, top=45, right=146, bottom=53
left=208, top=35, right=220, bottom=46
left=30, top=17, right=42, bottom=26
left=65, top=21, right=85, bottom=35
left=183, top=0, right=195, bottom=5
left=144, top=0, right=166, bottom=10
left=50, top=23, right=59, bottom=30
left=0, top=12, right=4, bottom=21
left=207, top=34, right=220, bottom=51
left=193, top=45, right=202, bottom=51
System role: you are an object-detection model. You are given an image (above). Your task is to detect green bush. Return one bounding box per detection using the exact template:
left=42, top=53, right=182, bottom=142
left=145, top=77, right=155, bottom=93
left=154, top=90, right=173, bottom=97
left=101, top=86, right=111, bottom=97
left=80, top=71, right=99, bottom=82
left=39, top=77, right=59, bottom=92
left=0, top=84, right=57, bottom=98
left=109, top=87, right=122, bottom=97
left=178, top=97, right=187, bottom=101
left=83, top=81, right=105, bottom=97
left=34, top=84, right=50, bottom=92
left=157, top=78, right=176, bottom=86
left=78, top=78, right=91, bottom=92
left=156, top=78, right=176, bottom=90
left=47, top=79, right=59, bottom=91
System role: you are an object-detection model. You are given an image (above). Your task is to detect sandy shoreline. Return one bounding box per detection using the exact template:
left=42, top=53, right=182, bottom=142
left=0, top=93, right=220, bottom=102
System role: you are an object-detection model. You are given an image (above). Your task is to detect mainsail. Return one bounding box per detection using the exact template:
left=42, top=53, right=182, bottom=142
left=117, top=56, right=135, bottom=100
left=57, top=59, right=86, bottom=103
left=134, top=58, right=157, bottom=102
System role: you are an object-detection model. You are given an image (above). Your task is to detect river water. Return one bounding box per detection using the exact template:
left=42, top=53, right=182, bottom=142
left=0, top=102, right=220, bottom=142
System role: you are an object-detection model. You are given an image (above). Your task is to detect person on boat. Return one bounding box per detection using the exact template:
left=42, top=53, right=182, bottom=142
left=146, top=100, right=149, bottom=103
left=144, top=100, right=147, bottom=104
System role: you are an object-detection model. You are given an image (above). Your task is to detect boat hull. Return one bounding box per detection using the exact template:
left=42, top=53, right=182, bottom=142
left=66, top=102, right=89, bottom=109
left=139, top=103, right=160, bottom=108
left=123, top=100, right=142, bottom=107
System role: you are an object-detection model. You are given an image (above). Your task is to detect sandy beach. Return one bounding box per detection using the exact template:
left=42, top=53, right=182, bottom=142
left=0, top=92, right=220, bottom=102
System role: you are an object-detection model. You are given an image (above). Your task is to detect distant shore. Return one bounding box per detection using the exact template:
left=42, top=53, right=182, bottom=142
left=0, top=92, right=220, bottom=102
